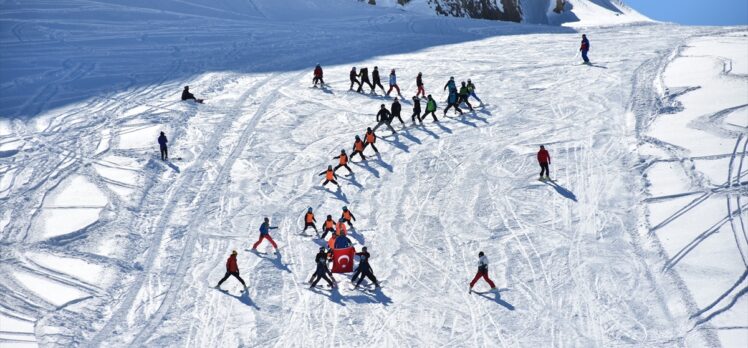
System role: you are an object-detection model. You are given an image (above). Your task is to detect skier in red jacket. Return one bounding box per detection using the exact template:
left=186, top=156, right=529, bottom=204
left=537, top=145, right=551, bottom=180
left=313, top=64, right=324, bottom=86
left=215, top=250, right=247, bottom=291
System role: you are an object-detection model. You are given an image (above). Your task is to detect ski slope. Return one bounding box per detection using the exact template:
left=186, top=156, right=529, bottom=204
left=1, top=1, right=746, bottom=347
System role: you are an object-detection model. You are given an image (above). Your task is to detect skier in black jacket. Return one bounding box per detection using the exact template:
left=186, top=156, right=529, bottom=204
left=358, top=67, right=373, bottom=93
left=371, top=66, right=386, bottom=94
left=411, top=96, right=422, bottom=124
left=181, top=86, right=203, bottom=103
left=373, top=104, right=396, bottom=133
left=310, top=247, right=336, bottom=288
left=390, top=98, right=405, bottom=125
left=353, top=247, right=380, bottom=288
left=157, top=131, right=168, bottom=161
left=349, top=67, right=361, bottom=91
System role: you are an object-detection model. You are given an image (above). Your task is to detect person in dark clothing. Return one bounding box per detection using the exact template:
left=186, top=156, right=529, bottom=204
left=415, top=72, right=425, bottom=99
left=351, top=135, right=366, bottom=161
left=353, top=247, right=380, bottom=288
left=537, top=145, right=551, bottom=180
left=364, top=128, right=379, bottom=154
left=303, top=207, right=317, bottom=234
left=216, top=250, right=248, bottom=291
left=358, top=67, right=373, bottom=92
left=390, top=98, right=405, bottom=125
left=313, top=64, right=324, bottom=86
left=411, top=96, right=422, bottom=124
left=340, top=206, right=356, bottom=228
left=444, top=90, right=463, bottom=116
left=157, top=131, right=168, bottom=161
left=319, top=165, right=340, bottom=187
left=373, top=104, right=396, bottom=133
left=321, top=215, right=335, bottom=239
left=349, top=67, right=362, bottom=91
left=423, top=95, right=438, bottom=122
left=371, top=66, right=386, bottom=94
left=443, top=77, right=457, bottom=93
left=333, top=149, right=353, bottom=174
left=580, top=34, right=590, bottom=64
left=308, top=247, right=329, bottom=283
left=181, top=86, right=203, bottom=103
left=458, top=81, right=473, bottom=111
left=469, top=251, right=496, bottom=292
left=310, top=247, right=336, bottom=288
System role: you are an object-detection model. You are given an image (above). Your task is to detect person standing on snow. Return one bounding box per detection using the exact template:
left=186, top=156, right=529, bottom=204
left=252, top=217, right=279, bottom=253
left=310, top=247, right=337, bottom=289
left=390, top=98, right=405, bottom=126
left=423, top=95, right=439, bottom=122
left=340, top=206, right=356, bottom=228
left=157, top=131, right=168, bottom=161
left=415, top=72, right=426, bottom=99
left=373, top=104, right=396, bottom=133
left=349, top=67, right=362, bottom=91
left=458, top=81, right=473, bottom=111
left=386, top=69, right=402, bottom=97
left=411, top=96, right=422, bottom=124
left=313, top=64, right=324, bottom=86
left=358, top=67, right=373, bottom=92
left=335, top=217, right=348, bottom=236
left=215, top=250, right=248, bottom=291
left=318, top=165, right=340, bottom=187
left=181, top=86, right=203, bottom=103
left=469, top=251, right=496, bottom=293
left=303, top=207, right=318, bottom=234
left=444, top=89, right=463, bottom=116
left=353, top=246, right=380, bottom=289
left=537, top=145, right=551, bottom=180
left=580, top=34, right=590, bottom=64
left=364, top=128, right=380, bottom=154
left=351, top=135, right=366, bottom=161
left=333, top=149, right=353, bottom=174
left=466, top=79, right=482, bottom=106
left=321, top=215, right=336, bottom=239
left=443, top=76, right=457, bottom=94
left=372, top=66, right=386, bottom=94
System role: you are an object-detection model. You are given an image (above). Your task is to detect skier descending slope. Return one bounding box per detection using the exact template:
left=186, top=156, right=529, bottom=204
left=423, top=95, right=439, bottom=122
left=353, top=247, right=380, bottom=289
left=469, top=251, right=496, bottom=293
left=310, top=247, right=337, bottom=289
left=252, top=217, right=279, bottom=253
left=411, top=96, right=422, bottom=124
left=340, top=206, right=356, bottom=228
left=458, top=81, right=474, bottom=111
left=386, top=69, right=402, bottom=97
left=303, top=207, right=318, bottom=234
left=181, top=86, right=204, bottom=103
left=580, top=34, right=590, bottom=64
left=372, top=66, right=386, bottom=94
left=537, top=145, right=551, bottom=181
left=333, top=149, right=353, bottom=174
left=351, top=135, right=366, bottom=161
left=415, top=72, right=426, bottom=98
left=349, top=67, right=362, bottom=91
left=373, top=104, right=396, bottom=133
left=215, top=250, right=248, bottom=292
left=364, top=127, right=380, bottom=154
left=157, top=131, right=168, bottom=161
left=319, top=165, right=340, bottom=187
left=313, top=64, right=324, bottom=86
left=358, top=67, right=373, bottom=93
left=467, top=79, right=483, bottom=106
left=321, top=215, right=335, bottom=239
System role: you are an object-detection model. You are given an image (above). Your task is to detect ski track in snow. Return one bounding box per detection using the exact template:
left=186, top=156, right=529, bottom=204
left=1, top=1, right=746, bottom=347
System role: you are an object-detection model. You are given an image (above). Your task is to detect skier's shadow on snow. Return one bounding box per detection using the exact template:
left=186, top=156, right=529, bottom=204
left=339, top=173, right=364, bottom=190
left=468, top=111, right=489, bottom=124
left=588, top=63, right=608, bottom=69
left=165, top=161, right=181, bottom=173
left=545, top=180, right=577, bottom=202
left=221, top=290, right=261, bottom=310
left=316, top=186, right=350, bottom=204
left=352, top=161, right=380, bottom=178
left=348, top=227, right=365, bottom=246
left=414, top=124, right=439, bottom=139
left=399, top=128, right=421, bottom=145
left=319, top=286, right=392, bottom=306
left=380, top=134, right=410, bottom=153
left=252, top=250, right=292, bottom=273
left=374, top=154, right=393, bottom=173
left=474, top=288, right=514, bottom=310
left=434, top=121, right=452, bottom=134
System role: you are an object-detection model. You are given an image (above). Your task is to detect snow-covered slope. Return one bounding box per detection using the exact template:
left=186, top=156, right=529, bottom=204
left=1, top=0, right=746, bottom=347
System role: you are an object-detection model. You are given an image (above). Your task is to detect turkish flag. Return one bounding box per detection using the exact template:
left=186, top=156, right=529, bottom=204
left=331, top=246, right=355, bottom=273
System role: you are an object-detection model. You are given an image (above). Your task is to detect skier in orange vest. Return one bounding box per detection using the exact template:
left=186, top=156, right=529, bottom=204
left=333, top=149, right=353, bottom=174
left=318, top=165, right=340, bottom=187
left=321, top=215, right=335, bottom=239
left=303, top=207, right=317, bottom=234
left=351, top=135, right=366, bottom=161
left=340, top=206, right=356, bottom=228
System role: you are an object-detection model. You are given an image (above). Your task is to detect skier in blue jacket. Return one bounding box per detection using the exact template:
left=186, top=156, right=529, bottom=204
left=386, top=69, right=402, bottom=97
left=580, top=34, right=590, bottom=64
left=251, top=217, right=279, bottom=252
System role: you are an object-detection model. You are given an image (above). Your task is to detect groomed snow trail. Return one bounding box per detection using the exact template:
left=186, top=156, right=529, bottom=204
left=1, top=1, right=742, bottom=347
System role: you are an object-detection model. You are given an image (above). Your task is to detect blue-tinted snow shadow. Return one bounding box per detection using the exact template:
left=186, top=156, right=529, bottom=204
left=312, top=285, right=392, bottom=306
left=373, top=154, right=394, bottom=173
left=474, top=288, right=514, bottom=310
left=380, top=134, right=410, bottom=153
left=165, top=160, right=181, bottom=173
left=545, top=180, right=577, bottom=202
left=339, top=173, right=364, bottom=190
left=1, top=2, right=576, bottom=119
left=220, top=289, right=260, bottom=310
left=352, top=160, right=380, bottom=178
left=315, top=185, right=350, bottom=204
left=348, top=227, right=365, bottom=246
left=251, top=250, right=292, bottom=273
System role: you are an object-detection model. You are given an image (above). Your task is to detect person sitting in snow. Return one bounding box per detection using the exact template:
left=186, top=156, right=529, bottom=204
left=181, top=86, right=203, bottom=103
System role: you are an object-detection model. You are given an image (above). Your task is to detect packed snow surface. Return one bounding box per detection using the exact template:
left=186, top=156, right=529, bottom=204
left=0, top=0, right=746, bottom=347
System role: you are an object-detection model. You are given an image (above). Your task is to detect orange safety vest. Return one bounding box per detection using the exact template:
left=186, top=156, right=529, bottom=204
left=365, top=133, right=375, bottom=144
left=326, top=169, right=334, bottom=180
left=354, top=140, right=364, bottom=151
left=339, top=154, right=348, bottom=165
left=324, top=220, right=334, bottom=229
left=343, top=211, right=352, bottom=220
left=305, top=212, right=314, bottom=223
left=336, top=222, right=347, bottom=235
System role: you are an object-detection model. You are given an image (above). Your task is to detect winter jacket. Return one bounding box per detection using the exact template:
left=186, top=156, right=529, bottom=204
left=334, top=235, right=352, bottom=249
left=391, top=101, right=401, bottom=116
left=305, top=212, right=315, bottom=223
left=376, top=109, right=392, bottom=122
left=389, top=73, right=397, bottom=86
left=444, top=80, right=456, bottom=92
left=358, top=67, right=369, bottom=81
left=336, top=221, right=348, bottom=235
left=315, top=251, right=328, bottom=264
left=342, top=210, right=355, bottom=221
left=426, top=99, right=437, bottom=112
left=335, top=153, right=348, bottom=165
left=372, top=69, right=381, bottom=83
left=356, top=251, right=371, bottom=272
left=467, top=82, right=476, bottom=93
left=416, top=75, right=423, bottom=87
left=350, top=69, right=357, bottom=81
left=314, top=66, right=323, bottom=77
left=413, top=99, right=421, bottom=112
left=459, top=86, right=469, bottom=96
left=447, top=92, right=458, bottom=104
left=477, top=255, right=489, bottom=272
left=537, top=149, right=551, bottom=164
left=320, top=169, right=336, bottom=180
left=226, top=254, right=239, bottom=273
left=324, top=219, right=335, bottom=230
left=158, top=134, right=168, bottom=147
left=580, top=37, right=589, bottom=51
left=259, top=222, right=277, bottom=235
left=181, top=89, right=195, bottom=101
left=354, top=139, right=365, bottom=152
left=365, top=132, right=376, bottom=144
left=315, top=257, right=331, bottom=275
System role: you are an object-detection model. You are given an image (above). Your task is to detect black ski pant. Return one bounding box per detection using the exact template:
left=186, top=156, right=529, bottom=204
left=539, top=163, right=550, bottom=178
left=355, top=269, right=379, bottom=287
left=304, top=222, right=318, bottom=233
left=334, top=163, right=353, bottom=174
left=313, top=77, right=325, bottom=86
left=373, top=81, right=385, bottom=94
left=321, top=227, right=335, bottom=239
left=411, top=110, right=422, bottom=123
left=359, top=78, right=373, bottom=92
left=423, top=110, right=438, bottom=122
left=391, top=114, right=405, bottom=125
left=444, top=103, right=463, bottom=115
left=350, top=78, right=361, bottom=90
left=322, top=179, right=340, bottom=187
left=217, top=271, right=246, bottom=287
left=364, top=142, right=379, bottom=153
left=160, top=146, right=168, bottom=161
left=351, top=150, right=366, bottom=161
left=459, top=95, right=473, bottom=110
left=311, top=271, right=334, bottom=287
left=373, top=120, right=396, bottom=133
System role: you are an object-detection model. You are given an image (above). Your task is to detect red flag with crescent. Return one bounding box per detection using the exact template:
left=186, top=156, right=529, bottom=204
left=332, top=246, right=355, bottom=273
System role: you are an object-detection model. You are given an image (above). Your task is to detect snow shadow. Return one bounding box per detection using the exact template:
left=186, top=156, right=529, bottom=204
left=220, top=290, right=260, bottom=310
left=315, top=186, right=350, bottom=204
left=380, top=134, right=410, bottom=153
left=374, top=155, right=394, bottom=173
left=351, top=161, right=380, bottom=178
left=0, top=1, right=577, bottom=118
left=164, top=161, right=181, bottom=173
left=690, top=269, right=748, bottom=325
left=545, top=180, right=577, bottom=202
left=348, top=227, right=366, bottom=246
left=474, top=288, right=515, bottom=310
left=317, top=286, right=392, bottom=306
left=252, top=250, right=292, bottom=273
left=339, top=173, right=364, bottom=191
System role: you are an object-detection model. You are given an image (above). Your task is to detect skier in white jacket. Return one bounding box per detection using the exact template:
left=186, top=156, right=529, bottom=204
left=469, top=251, right=497, bottom=293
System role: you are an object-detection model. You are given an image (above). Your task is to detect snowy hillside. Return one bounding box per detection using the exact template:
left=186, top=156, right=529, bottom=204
left=365, top=0, right=650, bottom=26
left=1, top=0, right=746, bottom=347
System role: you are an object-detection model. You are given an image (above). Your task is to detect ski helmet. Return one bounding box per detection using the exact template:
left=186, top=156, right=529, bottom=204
left=308, top=207, right=313, bottom=212
left=362, top=246, right=367, bottom=251
left=341, top=149, right=346, bottom=153
left=342, top=206, right=348, bottom=210
left=232, top=250, right=237, bottom=255
left=479, top=251, right=484, bottom=257
left=355, top=135, right=361, bottom=139
left=319, top=246, right=325, bottom=252
left=327, top=214, right=332, bottom=219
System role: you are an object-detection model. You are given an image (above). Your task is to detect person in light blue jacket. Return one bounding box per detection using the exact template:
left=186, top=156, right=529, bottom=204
left=386, top=69, right=402, bottom=97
